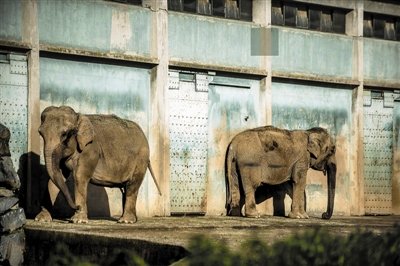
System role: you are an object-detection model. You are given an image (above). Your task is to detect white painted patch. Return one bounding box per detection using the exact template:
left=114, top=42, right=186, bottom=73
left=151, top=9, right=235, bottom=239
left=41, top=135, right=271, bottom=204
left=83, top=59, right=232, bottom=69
left=110, top=10, right=132, bottom=51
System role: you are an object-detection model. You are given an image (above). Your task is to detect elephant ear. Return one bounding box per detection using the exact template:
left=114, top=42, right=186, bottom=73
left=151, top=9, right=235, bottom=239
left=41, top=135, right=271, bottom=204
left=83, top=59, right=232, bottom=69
left=307, top=134, right=321, bottom=159
left=77, top=115, right=94, bottom=151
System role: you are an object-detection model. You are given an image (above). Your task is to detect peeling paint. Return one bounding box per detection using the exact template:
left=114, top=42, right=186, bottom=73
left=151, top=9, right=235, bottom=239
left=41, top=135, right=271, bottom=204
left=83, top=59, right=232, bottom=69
left=110, top=9, right=132, bottom=52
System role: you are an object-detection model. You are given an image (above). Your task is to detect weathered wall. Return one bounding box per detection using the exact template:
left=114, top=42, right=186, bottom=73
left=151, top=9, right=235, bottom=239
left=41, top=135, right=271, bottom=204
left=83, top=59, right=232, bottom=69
left=364, top=39, right=400, bottom=83
left=392, top=101, right=400, bottom=214
left=168, top=12, right=262, bottom=71
left=207, top=75, right=261, bottom=215
left=0, top=0, right=22, bottom=42
left=272, top=81, right=353, bottom=216
left=38, top=0, right=152, bottom=57
left=39, top=56, right=152, bottom=218
left=272, top=27, right=354, bottom=79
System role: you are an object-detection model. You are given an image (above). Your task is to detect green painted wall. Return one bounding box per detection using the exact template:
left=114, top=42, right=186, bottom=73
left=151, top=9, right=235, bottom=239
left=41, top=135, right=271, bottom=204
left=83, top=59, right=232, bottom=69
left=40, top=56, right=151, bottom=219
left=207, top=76, right=260, bottom=215
left=364, top=39, right=400, bottom=82
left=272, top=27, right=354, bottom=78
left=169, top=12, right=262, bottom=69
left=38, top=0, right=152, bottom=56
left=0, top=0, right=22, bottom=41
left=272, top=81, right=353, bottom=216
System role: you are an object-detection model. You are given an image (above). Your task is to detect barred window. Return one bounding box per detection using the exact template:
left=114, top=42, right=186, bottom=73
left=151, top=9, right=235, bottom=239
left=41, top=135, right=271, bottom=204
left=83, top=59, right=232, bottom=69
left=364, top=13, right=400, bottom=41
left=168, top=0, right=252, bottom=21
left=272, top=1, right=348, bottom=34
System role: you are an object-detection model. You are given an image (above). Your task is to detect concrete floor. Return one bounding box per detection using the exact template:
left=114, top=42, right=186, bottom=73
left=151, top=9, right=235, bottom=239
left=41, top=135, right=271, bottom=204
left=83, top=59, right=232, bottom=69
left=25, top=215, right=400, bottom=251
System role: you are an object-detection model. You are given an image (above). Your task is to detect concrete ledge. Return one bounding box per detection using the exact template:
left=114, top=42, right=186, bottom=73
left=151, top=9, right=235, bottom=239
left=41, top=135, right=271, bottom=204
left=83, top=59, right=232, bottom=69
left=24, top=215, right=399, bottom=265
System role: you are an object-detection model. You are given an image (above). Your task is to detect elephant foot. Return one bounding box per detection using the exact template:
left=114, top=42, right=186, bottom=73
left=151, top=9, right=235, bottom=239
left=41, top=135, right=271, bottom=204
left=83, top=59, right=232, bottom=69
left=118, top=214, right=138, bottom=224
left=245, top=208, right=260, bottom=218
left=70, top=212, right=88, bottom=224
left=34, top=207, right=52, bottom=222
left=288, top=211, right=309, bottom=219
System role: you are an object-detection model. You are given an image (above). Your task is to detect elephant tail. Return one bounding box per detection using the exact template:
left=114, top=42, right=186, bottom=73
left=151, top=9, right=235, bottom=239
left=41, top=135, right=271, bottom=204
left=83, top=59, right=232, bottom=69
left=148, top=161, right=162, bottom=196
left=226, top=142, right=241, bottom=216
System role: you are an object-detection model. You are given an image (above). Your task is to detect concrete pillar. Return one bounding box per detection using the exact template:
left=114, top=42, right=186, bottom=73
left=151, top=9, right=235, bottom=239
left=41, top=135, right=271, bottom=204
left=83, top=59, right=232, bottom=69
left=253, top=0, right=273, bottom=216
left=147, top=0, right=169, bottom=216
left=22, top=0, right=41, bottom=217
left=349, top=1, right=365, bottom=216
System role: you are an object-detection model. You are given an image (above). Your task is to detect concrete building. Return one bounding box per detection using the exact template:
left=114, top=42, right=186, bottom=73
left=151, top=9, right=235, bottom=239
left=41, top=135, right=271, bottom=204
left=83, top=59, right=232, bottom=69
left=0, top=0, right=399, bottom=219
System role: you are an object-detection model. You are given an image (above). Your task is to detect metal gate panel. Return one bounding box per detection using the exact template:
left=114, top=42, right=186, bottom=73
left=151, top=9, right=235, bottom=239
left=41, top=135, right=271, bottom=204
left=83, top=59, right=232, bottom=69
left=0, top=53, right=28, bottom=168
left=363, top=97, right=393, bottom=215
left=168, top=72, right=208, bottom=213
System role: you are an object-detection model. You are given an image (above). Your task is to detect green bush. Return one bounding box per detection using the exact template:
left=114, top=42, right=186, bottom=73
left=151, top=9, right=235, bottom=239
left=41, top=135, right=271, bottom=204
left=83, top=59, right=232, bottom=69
left=186, top=224, right=400, bottom=266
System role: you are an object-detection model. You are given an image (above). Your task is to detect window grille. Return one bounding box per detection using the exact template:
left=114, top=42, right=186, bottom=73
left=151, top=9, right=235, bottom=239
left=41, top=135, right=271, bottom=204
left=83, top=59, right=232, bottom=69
left=168, top=0, right=252, bottom=21
left=364, top=13, right=400, bottom=41
left=272, top=1, right=348, bottom=34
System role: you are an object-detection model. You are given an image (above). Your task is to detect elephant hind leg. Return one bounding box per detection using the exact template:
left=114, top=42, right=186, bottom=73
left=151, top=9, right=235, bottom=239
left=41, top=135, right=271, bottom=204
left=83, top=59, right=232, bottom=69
left=241, top=167, right=260, bottom=218
left=118, top=162, right=146, bottom=224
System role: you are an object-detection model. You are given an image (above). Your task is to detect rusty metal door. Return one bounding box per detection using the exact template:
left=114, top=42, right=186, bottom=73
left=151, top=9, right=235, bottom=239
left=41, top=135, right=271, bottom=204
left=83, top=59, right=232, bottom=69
left=168, top=71, right=209, bottom=214
left=0, top=52, right=28, bottom=169
left=363, top=91, right=395, bottom=215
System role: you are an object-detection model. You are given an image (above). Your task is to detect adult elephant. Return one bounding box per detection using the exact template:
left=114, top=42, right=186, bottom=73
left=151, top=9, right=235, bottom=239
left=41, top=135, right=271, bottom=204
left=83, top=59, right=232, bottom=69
left=226, top=126, right=336, bottom=220
left=34, top=106, right=161, bottom=223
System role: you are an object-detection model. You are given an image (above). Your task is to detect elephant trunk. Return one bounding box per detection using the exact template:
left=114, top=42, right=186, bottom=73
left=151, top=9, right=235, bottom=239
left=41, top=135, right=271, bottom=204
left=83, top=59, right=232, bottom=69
left=44, top=145, right=76, bottom=210
left=322, top=155, right=336, bottom=219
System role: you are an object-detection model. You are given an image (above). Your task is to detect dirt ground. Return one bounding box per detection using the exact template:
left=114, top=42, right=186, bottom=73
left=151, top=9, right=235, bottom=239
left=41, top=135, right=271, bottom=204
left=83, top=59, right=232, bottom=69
left=25, top=215, right=400, bottom=251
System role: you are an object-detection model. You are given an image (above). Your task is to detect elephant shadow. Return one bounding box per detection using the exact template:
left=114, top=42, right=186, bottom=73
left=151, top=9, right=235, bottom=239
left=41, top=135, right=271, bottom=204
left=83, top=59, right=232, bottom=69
left=227, top=171, right=302, bottom=217
left=17, top=152, right=113, bottom=220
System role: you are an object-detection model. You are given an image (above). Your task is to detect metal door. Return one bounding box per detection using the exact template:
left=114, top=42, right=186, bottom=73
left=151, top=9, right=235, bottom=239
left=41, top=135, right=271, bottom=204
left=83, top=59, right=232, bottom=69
left=363, top=91, right=394, bottom=215
left=168, top=71, right=209, bottom=214
left=0, top=52, right=28, bottom=168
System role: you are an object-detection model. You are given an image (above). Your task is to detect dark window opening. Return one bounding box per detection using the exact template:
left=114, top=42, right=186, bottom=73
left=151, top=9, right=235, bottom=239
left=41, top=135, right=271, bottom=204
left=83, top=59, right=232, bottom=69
left=169, top=0, right=252, bottom=21
left=332, top=10, right=345, bottom=33
left=110, top=0, right=142, bottom=5
left=373, top=17, right=385, bottom=38
left=284, top=5, right=296, bottom=27
left=169, top=0, right=183, bottom=11
left=309, top=9, right=321, bottom=30
left=364, top=13, right=400, bottom=41
left=183, top=0, right=197, bottom=12
left=272, top=1, right=348, bottom=34
left=211, top=0, right=224, bottom=17
left=396, top=21, right=400, bottom=41
left=239, top=0, right=252, bottom=21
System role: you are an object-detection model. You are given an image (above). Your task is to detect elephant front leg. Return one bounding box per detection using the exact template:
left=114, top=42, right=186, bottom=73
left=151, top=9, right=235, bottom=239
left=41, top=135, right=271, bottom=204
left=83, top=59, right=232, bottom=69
left=288, top=171, right=309, bottom=219
left=70, top=171, right=90, bottom=223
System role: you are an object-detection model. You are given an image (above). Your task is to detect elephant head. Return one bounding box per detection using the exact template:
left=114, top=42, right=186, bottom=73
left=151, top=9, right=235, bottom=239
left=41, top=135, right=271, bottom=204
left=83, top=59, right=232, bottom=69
left=39, top=106, right=94, bottom=210
left=307, top=127, right=336, bottom=219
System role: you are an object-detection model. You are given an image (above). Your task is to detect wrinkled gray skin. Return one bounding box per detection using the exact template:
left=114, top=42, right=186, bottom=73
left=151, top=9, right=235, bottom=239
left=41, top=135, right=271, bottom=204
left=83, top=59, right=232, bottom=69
left=35, top=106, right=161, bottom=224
left=226, top=126, right=336, bottom=220
left=0, top=123, right=20, bottom=191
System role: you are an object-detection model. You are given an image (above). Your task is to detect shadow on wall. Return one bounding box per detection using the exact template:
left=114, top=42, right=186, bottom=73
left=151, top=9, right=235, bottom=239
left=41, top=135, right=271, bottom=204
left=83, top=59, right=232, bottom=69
left=18, top=152, right=112, bottom=220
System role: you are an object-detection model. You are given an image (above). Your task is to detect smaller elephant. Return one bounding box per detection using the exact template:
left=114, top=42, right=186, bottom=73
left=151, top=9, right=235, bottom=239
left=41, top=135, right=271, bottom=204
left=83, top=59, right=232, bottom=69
left=35, top=106, right=161, bottom=223
left=0, top=123, right=20, bottom=191
left=226, top=126, right=336, bottom=219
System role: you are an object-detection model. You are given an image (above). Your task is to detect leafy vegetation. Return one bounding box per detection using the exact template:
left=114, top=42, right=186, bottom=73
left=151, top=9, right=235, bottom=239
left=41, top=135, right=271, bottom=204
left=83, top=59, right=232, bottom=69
left=187, top=224, right=400, bottom=266
left=44, top=224, right=400, bottom=266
